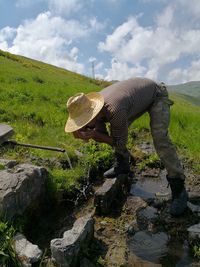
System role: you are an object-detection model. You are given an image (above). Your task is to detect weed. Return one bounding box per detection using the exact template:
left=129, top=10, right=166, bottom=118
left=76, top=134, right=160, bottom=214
left=0, top=221, right=21, bottom=267
left=193, top=244, right=200, bottom=258
left=0, top=164, right=5, bottom=170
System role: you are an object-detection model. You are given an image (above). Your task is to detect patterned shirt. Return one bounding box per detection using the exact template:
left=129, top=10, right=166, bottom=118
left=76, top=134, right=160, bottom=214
left=97, top=78, right=158, bottom=153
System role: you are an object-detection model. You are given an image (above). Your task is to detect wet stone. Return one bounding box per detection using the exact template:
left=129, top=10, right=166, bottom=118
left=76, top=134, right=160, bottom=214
left=51, top=215, right=94, bottom=267
left=137, top=206, right=158, bottom=231
left=187, top=201, right=200, bottom=216
left=94, top=175, right=128, bottom=215
left=128, top=231, right=168, bottom=264
left=187, top=223, right=200, bottom=241
left=124, top=196, right=147, bottom=216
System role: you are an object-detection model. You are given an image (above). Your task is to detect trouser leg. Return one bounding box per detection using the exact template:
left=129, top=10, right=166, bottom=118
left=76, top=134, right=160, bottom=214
left=149, top=95, right=185, bottom=180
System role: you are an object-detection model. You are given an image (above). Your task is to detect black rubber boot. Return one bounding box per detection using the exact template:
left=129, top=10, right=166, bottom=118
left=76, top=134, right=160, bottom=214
left=103, top=153, right=130, bottom=178
left=167, top=176, right=188, bottom=216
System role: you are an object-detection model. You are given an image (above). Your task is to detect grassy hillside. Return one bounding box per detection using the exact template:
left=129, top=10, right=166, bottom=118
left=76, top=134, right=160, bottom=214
left=0, top=49, right=200, bottom=192
left=169, top=81, right=200, bottom=103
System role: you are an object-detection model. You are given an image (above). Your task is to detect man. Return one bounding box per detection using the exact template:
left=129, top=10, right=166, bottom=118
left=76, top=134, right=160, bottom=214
left=65, top=77, right=188, bottom=216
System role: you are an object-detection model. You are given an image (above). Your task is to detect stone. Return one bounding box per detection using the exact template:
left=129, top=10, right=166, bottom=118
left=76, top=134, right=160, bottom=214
left=137, top=206, right=158, bottom=231
left=187, top=223, right=200, bottom=240
left=124, top=196, right=147, bottom=216
left=94, top=175, right=128, bottom=215
left=0, top=163, right=47, bottom=220
left=51, top=215, right=94, bottom=267
left=187, top=201, right=200, bottom=216
left=13, top=233, right=42, bottom=267
left=0, top=124, right=14, bottom=145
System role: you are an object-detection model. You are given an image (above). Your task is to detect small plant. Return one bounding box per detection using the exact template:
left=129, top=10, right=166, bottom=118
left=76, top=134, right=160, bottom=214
left=193, top=244, right=200, bottom=259
left=137, top=153, right=162, bottom=171
left=0, top=164, right=5, bottom=170
left=0, top=221, right=21, bottom=267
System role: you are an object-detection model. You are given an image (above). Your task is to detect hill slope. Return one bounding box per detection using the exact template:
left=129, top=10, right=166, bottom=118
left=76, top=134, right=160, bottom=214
left=168, top=81, right=200, bottom=105
left=0, top=49, right=200, bottom=178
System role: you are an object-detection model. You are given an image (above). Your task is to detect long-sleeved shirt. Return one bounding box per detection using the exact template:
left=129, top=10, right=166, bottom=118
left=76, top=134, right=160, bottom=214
left=97, top=77, right=158, bottom=154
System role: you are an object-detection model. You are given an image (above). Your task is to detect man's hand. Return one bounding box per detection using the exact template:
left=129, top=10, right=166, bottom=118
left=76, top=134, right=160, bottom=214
left=73, top=128, right=113, bottom=146
left=73, top=128, right=95, bottom=141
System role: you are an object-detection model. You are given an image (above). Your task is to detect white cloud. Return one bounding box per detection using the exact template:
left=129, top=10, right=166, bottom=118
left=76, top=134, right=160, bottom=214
left=155, top=5, right=174, bottom=27
left=168, top=59, right=200, bottom=84
left=89, top=57, right=96, bottom=62
left=98, top=3, right=200, bottom=83
left=0, top=12, right=94, bottom=73
left=104, top=58, right=146, bottom=81
left=47, top=0, right=82, bottom=15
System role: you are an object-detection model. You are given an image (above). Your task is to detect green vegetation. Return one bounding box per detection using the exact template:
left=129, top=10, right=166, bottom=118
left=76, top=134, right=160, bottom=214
left=0, top=49, right=200, bottom=188
left=0, top=221, right=21, bottom=266
left=0, top=49, right=200, bottom=266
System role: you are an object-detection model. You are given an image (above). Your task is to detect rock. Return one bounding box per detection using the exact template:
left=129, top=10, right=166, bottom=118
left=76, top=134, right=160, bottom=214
left=128, top=231, right=168, bottom=265
left=0, top=124, right=14, bottom=145
left=80, top=258, right=96, bottom=267
left=13, top=233, right=42, bottom=267
left=187, top=201, right=200, bottom=216
left=0, top=158, right=18, bottom=169
left=94, top=175, right=129, bottom=215
left=187, top=223, right=200, bottom=240
left=0, top=163, right=47, bottom=220
left=51, top=215, right=94, bottom=267
left=124, top=196, right=147, bottom=216
left=137, top=206, right=158, bottom=231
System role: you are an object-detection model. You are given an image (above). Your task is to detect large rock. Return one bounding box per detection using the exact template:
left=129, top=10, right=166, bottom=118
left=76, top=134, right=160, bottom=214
left=51, top=215, right=94, bottom=267
left=94, top=174, right=129, bottom=215
left=13, top=233, right=42, bottom=267
left=0, top=163, right=47, bottom=219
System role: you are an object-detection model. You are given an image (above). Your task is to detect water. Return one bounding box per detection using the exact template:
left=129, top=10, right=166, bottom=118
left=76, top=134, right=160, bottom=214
left=64, top=151, right=73, bottom=169
left=130, top=170, right=170, bottom=200
left=128, top=170, right=198, bottom=267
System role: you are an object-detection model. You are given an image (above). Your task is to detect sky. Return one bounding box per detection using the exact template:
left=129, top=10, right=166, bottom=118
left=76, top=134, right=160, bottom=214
left=0, top=0, right=200, bottom=84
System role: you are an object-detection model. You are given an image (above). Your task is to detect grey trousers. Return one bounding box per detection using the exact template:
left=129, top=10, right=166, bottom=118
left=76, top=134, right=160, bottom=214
left=149, top=84, right=185, bottom=180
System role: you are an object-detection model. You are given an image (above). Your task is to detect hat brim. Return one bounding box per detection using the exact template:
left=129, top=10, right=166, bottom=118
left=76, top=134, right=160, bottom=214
left=65, top=92, right=104, bottom=133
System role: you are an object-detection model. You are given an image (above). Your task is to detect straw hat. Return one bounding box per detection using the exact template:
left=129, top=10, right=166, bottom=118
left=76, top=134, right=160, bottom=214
left=65, top=92, right=104, bottom=133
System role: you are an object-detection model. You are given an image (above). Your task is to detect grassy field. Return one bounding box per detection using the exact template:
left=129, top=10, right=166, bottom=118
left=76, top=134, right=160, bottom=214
left=1, top=50, right=200, bottom=266
left=0, top=49, right=200, bottom=191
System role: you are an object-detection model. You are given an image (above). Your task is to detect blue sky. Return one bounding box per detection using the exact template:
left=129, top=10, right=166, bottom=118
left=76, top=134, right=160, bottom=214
left=1, top=0, right=200, bottom=84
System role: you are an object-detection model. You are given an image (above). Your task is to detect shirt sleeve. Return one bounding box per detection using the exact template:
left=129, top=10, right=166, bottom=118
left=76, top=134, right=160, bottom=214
left=109, top=108, right=128, bottom=150
left=95, top=119, right=109, bottom=134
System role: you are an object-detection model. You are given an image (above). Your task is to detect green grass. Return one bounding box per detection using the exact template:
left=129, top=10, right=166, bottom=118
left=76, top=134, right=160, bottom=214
left=1, top=48, right=200, bottom=187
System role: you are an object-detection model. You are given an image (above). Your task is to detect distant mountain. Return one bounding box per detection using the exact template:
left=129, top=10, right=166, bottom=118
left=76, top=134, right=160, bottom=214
left=168, top=81, right=200, bottom=106
left=168, top=81, right=200, bottom=98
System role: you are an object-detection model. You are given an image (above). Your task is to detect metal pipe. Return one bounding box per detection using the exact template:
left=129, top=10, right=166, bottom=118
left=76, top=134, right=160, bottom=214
left=6, top=140, right=66, bottom=153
